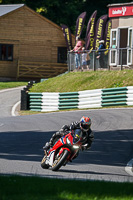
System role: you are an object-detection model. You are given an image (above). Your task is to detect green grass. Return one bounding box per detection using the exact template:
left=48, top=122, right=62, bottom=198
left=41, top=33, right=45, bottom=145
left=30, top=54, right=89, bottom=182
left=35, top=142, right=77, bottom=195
left=1, top=70, right=133, bottom=93
left=0, top=175, right=133, bottom=200
left=29, top=70, right=133, bottom=93
left=0, top=82, right=27, bottom=90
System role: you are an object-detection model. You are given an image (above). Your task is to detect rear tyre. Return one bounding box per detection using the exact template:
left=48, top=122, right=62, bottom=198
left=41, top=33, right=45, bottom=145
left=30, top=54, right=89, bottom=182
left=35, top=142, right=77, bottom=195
left=41, top=155, right=49, bottom=169
left=50, top=149, right=70, bottom=171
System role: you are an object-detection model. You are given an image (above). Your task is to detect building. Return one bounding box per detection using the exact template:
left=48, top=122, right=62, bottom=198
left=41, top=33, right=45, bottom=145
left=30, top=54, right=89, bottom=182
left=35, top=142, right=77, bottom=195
left=0, top=4, right=74, bottom=80
left=108, top=2, right=133, bottom=69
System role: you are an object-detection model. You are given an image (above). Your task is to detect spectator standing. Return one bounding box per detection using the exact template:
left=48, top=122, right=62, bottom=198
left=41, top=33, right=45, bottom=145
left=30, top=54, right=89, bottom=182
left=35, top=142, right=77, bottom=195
left=81, top=47, right=90, bottom=70
left=96, top=40, right=106, bottom=68
left=71, top=36, right=83, bottom=70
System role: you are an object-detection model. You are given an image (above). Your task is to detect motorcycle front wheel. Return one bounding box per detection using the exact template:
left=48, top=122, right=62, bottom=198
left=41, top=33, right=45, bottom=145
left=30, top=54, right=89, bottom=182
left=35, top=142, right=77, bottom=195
left=41, top=155, right=49, bottom=169
left=50, top=149, right=70, bottom=171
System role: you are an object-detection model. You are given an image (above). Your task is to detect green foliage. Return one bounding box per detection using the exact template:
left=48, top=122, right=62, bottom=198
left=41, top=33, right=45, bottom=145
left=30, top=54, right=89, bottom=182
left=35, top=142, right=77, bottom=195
left=36, top=7, right=47, bottom=14
left=29, top=70, right=133, bottom=93
left=0, top=0, right=132, bottom=36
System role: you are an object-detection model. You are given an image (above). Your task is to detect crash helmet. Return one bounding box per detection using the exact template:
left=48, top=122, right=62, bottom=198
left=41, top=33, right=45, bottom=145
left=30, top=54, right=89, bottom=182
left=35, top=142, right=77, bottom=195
left=80, top=116, right=91, bottom=131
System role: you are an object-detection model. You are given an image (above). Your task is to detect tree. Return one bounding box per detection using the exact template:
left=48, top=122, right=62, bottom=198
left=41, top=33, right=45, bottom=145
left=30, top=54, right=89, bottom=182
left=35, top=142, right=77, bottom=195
left=0, top=0, right=132, bottom=36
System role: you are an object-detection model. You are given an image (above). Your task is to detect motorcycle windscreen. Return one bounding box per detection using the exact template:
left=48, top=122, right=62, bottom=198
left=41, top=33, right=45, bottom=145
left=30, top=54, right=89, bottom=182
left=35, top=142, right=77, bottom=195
left=73, top=129, right=82, bottom=143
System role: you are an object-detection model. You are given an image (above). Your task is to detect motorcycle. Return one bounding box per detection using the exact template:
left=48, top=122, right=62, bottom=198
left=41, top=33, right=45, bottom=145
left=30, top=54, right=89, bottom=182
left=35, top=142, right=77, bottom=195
left=41, top=129, right=86, bottom=171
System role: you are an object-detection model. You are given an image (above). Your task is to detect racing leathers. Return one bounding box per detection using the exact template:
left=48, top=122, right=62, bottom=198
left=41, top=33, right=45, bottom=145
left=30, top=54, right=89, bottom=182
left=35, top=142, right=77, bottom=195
left=43, top=121, right=94, bottom=151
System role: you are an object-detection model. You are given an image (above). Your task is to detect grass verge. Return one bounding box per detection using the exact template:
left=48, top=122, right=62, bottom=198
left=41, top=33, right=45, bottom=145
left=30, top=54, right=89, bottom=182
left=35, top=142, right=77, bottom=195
left=0, top=175, right=133, bottom=200
left=0, top=82, right=27, bottom=90
left=29, top=70, right=133, bottom=93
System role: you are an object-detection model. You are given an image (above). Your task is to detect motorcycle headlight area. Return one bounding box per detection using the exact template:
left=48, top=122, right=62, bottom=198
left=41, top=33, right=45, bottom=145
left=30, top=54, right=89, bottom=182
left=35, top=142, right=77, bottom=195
left=73, top=145, right=79, bottom=149
left=66, top=138, right=71, bottom=145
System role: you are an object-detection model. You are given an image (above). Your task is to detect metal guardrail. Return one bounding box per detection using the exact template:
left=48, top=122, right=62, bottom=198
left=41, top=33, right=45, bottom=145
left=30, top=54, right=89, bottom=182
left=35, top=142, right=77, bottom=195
left=102, top=87, right=128, bottom=106
left=28, top=86, right=133, bottom=112
left=67, top=48, right=132, bottom=71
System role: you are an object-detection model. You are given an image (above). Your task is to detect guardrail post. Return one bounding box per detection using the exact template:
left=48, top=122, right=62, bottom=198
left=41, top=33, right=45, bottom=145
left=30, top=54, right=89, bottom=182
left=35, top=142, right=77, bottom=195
left=92, top=51, right=95, bottom=71
left=120, top=49, right=123, bottom=70
left=21, top=88, right=29, bottom=110
left=21, top=80, right=35, bottom=110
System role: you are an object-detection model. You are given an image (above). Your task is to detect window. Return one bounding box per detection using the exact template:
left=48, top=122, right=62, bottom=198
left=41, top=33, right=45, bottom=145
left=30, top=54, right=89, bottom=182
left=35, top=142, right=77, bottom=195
left=0, top=44, right=13, bottom=61
left=58, top=47, right=67, bottom=63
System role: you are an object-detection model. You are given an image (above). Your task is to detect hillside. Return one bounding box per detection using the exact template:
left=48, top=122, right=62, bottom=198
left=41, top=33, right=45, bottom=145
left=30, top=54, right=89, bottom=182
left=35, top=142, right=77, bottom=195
left=29, top=70, right=133, bottom=93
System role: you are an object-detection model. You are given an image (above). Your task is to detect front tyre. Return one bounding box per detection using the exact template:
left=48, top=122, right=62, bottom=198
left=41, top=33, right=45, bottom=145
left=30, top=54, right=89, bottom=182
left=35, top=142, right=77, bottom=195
left=51, top=149, right=70, bottom=171
left=41, top=155, right=49, bottom=169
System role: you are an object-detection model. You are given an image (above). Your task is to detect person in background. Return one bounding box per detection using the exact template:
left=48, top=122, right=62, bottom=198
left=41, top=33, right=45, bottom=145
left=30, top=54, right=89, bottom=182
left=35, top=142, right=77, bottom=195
left=96, top=40, right=106, bottom=68
left=81, top=47, right=90, bottom=71
left=71, top=36, right=83, bottom=70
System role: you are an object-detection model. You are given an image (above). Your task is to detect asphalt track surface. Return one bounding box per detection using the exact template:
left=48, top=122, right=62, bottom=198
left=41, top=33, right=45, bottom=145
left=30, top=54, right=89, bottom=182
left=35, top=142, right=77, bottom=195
left=0, top=88, right=133, bottom=182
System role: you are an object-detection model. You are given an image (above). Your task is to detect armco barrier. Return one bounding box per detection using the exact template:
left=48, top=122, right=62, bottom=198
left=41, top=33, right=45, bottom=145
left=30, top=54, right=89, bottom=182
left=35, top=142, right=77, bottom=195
left=102, top=87, right=128, bottom=106
left=29, top=93, right=42, bottom=111
left=28, top=86, right=133, bottom=112
left=78, top=89, right=102, bottom=109
left=59, top=92, right=79, bottom=110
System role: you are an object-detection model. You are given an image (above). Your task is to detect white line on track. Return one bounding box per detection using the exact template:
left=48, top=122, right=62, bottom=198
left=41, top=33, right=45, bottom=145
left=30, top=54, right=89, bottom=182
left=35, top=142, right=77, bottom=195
left=125, top=159, right=133, bottom=176
left=11, top=101, right=20, bottom=116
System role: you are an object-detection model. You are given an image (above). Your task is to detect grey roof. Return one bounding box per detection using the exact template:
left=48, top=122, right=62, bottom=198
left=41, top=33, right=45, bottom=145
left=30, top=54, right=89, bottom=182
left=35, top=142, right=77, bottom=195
left=0, top=4, right=24, bottom=17
left=107, top=2, right=133, bottom=7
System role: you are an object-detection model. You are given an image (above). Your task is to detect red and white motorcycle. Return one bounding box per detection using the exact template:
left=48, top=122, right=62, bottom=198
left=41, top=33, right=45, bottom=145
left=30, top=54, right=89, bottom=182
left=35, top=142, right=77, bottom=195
left=41, top=129, right=86, bottom=171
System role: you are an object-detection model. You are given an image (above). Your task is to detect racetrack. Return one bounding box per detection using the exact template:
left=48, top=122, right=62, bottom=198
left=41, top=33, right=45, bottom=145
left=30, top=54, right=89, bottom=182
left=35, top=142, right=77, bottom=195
left=0, top=108, right=133, bottom=182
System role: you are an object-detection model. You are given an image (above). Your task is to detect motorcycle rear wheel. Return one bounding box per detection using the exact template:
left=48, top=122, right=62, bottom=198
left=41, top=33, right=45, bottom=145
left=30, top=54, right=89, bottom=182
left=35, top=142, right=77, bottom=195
left=51, top=149, right=70, bottom=171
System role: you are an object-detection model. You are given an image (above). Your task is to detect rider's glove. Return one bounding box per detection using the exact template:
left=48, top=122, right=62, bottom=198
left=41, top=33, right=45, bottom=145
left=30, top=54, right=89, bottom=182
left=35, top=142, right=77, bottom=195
left=70, top=121, right=79, bottom=130
left=61, top=125, right=69, bottom=131
left=58, top=125, right=69, bottom=136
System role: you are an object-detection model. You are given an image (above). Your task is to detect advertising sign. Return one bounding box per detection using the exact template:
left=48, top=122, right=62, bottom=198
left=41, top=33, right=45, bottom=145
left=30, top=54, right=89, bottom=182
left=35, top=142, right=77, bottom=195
left=94, top=15, right=108, bottom=50
left=61, top=24, right=72, bottom=51
left=85, top=10, right=97, bottom=50
left=109, top=5, right=133, bottom=18
left=104, top=19, right=112, bottom=55
left=75, top=12, right=86, bottom=39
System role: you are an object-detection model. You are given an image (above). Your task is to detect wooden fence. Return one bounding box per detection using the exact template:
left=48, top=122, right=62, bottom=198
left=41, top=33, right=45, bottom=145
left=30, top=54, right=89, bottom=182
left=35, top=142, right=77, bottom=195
left=17, top=61, right=67, bottom=79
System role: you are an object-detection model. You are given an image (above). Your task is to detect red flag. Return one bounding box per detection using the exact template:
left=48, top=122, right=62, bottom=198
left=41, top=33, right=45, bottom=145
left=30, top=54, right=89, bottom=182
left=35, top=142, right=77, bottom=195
left=94, top=15, right=108, bottom=49
left=75, top=12, right=86, bottom=39
left=85, top=10, right=97, bottom=50
left=61, top=24, right=72, bottom=51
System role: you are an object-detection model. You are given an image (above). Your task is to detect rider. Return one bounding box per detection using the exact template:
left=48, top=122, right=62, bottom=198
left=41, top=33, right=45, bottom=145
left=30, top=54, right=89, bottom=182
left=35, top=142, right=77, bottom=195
left=43, top=116, right=94, bottom=151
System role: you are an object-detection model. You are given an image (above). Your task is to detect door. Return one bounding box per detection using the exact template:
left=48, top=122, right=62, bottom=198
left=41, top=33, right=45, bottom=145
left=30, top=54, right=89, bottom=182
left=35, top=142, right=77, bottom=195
left=127, top=28, right=133, bottom=65
left=110, top=29, right=118, bottom=66
left=119, top=28, right=128, bottom=65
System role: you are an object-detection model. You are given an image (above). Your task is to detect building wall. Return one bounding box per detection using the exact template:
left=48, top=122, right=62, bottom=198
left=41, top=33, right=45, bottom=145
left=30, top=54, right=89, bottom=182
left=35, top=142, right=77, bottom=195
left=112, top=16, right=133, bottom=28
left=112, top=18, right=119, bottom=29
left=0, top=6, right=73, bottom=78
left=119, top=16, right=133, bottom=27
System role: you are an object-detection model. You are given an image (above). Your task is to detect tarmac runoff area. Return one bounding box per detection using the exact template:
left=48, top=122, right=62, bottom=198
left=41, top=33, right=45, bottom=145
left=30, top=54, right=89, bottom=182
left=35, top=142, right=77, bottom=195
left=11, top=100, right=133, bottom=178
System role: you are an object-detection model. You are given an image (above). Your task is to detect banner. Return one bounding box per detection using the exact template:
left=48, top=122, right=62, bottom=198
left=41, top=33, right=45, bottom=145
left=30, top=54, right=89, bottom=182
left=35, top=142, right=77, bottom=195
left=94, top=15, right=108, bottom=50
left=109, top=5, right=133, bottom=18
left=61, top=24, right=72, bottom=51
left=75, top=11, right=86, bottom=39
left=104, top=19, right=112, bottom=55
left=85, top=10, right=97, bottom=50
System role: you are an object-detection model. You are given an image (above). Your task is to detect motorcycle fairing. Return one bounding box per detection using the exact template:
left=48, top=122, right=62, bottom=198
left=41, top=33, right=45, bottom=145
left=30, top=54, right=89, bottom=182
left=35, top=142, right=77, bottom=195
left=45, top=150, right=55, bottom=166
